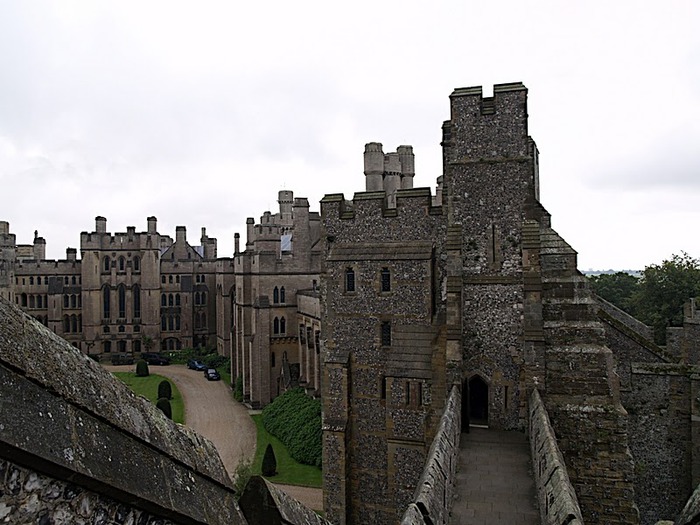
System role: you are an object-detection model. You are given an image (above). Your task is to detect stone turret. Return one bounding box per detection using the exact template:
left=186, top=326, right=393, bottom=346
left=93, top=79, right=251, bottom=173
left=364, top=142, right=384, bottom=192
left=95, top=216, right=107, bottom=234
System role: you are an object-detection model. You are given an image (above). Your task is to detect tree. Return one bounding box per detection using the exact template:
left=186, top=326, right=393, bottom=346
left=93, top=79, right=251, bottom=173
left=588, top=272, right=639, bottom=313
left=261, top=444, right=277, bottom=477
left=632, top=253, right=700, bottom=345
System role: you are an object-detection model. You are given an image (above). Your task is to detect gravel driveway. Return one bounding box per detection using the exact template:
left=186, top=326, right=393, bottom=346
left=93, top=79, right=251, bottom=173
left=105, top=363, right=323, bottom=511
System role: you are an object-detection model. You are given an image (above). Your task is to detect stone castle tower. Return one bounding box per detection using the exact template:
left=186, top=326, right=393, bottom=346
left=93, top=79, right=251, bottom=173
left=320, top=83, right=639, bottom=524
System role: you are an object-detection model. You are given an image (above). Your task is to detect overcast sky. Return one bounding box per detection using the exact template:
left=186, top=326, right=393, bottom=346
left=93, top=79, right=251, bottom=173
left=1, top=1, right=698, bottom=271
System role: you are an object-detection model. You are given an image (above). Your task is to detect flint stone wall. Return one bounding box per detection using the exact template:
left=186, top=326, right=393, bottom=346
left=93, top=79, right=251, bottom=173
left=529, top=389, right=583, bottom=525
left=400, top=385, right=460, bottom=525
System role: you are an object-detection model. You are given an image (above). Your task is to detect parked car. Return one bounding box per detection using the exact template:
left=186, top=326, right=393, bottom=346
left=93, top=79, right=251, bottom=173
left=205, top=368, right=220, bottom=381
left=110, top=353, right=134, bottom=365
left=140, top=352, right=170, bottom=366
left=187, top=359, right=207, bottom=371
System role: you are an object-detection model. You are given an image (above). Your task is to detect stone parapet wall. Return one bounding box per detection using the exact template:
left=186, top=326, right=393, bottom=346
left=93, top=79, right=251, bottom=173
left=529, top=389, right=583, bottom=525
left=0, top=297, right=246, bottom=525
left=400, top=385, right=461, bottom=525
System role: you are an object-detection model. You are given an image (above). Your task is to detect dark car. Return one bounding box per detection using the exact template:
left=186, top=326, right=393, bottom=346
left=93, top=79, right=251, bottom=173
left=140, top=352, right=170, bottom=366
left=110, top=353, right=134, bottom=365
left=204, top=368, right=220, bottom=381
left=187, top=359, right=207, bottom=371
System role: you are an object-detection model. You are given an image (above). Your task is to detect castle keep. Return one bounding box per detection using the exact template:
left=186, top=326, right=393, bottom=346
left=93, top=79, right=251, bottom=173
left=320, top=83, right=639, bottom=524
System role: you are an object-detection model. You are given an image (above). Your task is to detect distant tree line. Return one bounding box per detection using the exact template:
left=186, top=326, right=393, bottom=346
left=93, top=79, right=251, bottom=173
left=587, top=253, right=700, bottom=345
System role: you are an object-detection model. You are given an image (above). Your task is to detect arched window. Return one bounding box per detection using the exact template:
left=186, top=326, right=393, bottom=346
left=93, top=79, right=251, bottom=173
left=133, top=285, right=141, bottom=319
left=102, top=285, right=110, bottom=319
left=118, top=256, right=125, bottom=272
left=169, top=275, right=173, bottom=283
left=161, top=275, right=166, bottom=284
left=63, top=315, right=70, bottom=332
left=175, top=294, right=180, bottom=306
left=168, top=294, right=174, bottom=306
left=273, top=286, right=279, bottom=304
left=78, top=295, right=82, bottom=307
left=345, top=268, right=355, bottom=292
left=21, top=293, right=27, bottom=307
left=29, top=295, right=35, bottom=308
left=103, top=256, right=110, bottom=272
left=161, top=294, right=167, bottom=307
left=63, top=295, right=69, bottom=308
left=195, top=292, right=200, bottom=305
left=161, top=315, right=167, bottom=330
left=71, top=276, right=77, bottom=285
left=280, top=316, right=286, bottom=334
left=36, top=295, right=42, bottom=308
left=168, top=316, right=174, bottom=331
left=29, top=276, right=34, bottom=285
left=133, top=256, right=140, bottom=272
left=175, top=275, right=180, bottom=283
left=103, top=341, right=111, bottom=353
left=176, top=315, right=180, bottom=330
left=273, top=317, right=280, bottom=334
left=64, top=276, right=69, bottom=285
left=202, top=291, right=207, bottom=303
left=280, top=287, right=285, bottom=304
left=118, top=284, right=126, bottom=318
left=71, top=315, right=78, bottom=333
left=36, top=277, right=41, bottom=285
left=71, top=294, right=77, bottom=308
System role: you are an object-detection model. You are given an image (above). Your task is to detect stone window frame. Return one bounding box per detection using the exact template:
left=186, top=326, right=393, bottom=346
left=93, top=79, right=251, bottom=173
left=344, top=266, right=356, bottom=293
left=380, top=320, right=391, bottom=347
left=380, top=266, right=391, bottom=293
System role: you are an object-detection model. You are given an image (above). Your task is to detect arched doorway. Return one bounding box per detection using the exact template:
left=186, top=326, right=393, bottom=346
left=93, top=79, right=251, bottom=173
left=462, top=375, right=489, bottom=431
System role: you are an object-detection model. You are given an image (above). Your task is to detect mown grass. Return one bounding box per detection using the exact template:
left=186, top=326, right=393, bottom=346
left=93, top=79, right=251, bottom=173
left=251, top=414, right=322, bottom=487
left=113, top=372, right=184, bottom=424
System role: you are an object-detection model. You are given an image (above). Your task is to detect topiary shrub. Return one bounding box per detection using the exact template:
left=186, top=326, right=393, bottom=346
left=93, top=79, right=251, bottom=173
left=262, top=388, right=321, bottom=467
left=135, top=359, right=149, bottom=377
left=261, top=444, right=277, bottom=477
left=156, top=397, right=172, bottom=419
left=158, top=379, right=172, bottom=400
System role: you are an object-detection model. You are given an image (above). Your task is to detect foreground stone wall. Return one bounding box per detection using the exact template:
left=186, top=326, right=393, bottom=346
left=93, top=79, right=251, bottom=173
left=529, top=389, right=583, bottom=525
left=400, top=385, right=461, bottom=525
left=0, top=297, right=246, bottom=524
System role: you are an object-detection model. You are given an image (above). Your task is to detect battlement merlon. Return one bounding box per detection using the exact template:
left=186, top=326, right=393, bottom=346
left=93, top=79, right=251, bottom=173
left=321, top=187, right=441, bottom=223
left=447, top=82, right=531, bottom=161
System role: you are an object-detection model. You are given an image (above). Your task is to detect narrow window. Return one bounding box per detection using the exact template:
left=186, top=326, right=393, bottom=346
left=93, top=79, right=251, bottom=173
left=345, top=267, right=355, bottom=292
left=71, top=276, right=76, bottom=285
left=133, top=285, right=141, bottom=319
left=175, top=275, right=180, bottom=283
left=161, top=275, right=166, bottom=284
left=118, top=285, right=126, bottom=318
left=161, top=315, right=167, bottom=330
left=280, top=287, right=285, bottom=303
left=168, top=294, right=174, bottom=306
left=37, top=295, right=42, bottom=308
left=102, top=286, right=110, bottom=319
left=175, top=294, right=180, bottom=306
left=381, top=267, right=391, bottom=292
left=71, top=294, right=77, bottom=308
left=103, top=256, right=110, bottom=272
left=273, top=317, right=280, bottom=334
left=133, top=256, right=140, bottom=272
left=405, top=382, right=411, bottom=406
left=103, top=341, right=111, bottom=353
left=29, top=276, right=34, bottom=285
left=381, top=321, right=391, bottom=346
left=36, top=277, right=41, bottom=285
left=169, top=275, right=173, bottom=283
left=273, top=286, right=279, bottom=304
left=176, top=315, right=181, bottom=330
left=280, top=316, right=286, bottom=334
left=133, top=340, right=141, bottom=353
left=168, top=316, right=174, bottom=331
left=63, top=315, right=70, bottom=332
left=71, top=315, right=78, bottom=333
left=161, top=293, right=167, bottom=307
left=271, top=352, right=276, bottom=368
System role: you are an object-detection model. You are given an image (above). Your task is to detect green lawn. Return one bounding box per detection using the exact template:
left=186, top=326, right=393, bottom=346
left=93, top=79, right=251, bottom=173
left=251, top=414, right=322, bottom=487
left=113, top=372, right=184, bottom=424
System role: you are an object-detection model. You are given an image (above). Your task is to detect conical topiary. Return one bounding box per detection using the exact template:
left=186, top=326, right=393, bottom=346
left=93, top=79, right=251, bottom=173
left=156, top=397, right=172, bottom=419
left=158, top=379, right=172, bottom=400
left=261, top=444, right=277, bottom=477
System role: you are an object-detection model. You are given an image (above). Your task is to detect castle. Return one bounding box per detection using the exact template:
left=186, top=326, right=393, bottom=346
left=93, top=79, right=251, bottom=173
left=2, top=82, right=700, bottom=524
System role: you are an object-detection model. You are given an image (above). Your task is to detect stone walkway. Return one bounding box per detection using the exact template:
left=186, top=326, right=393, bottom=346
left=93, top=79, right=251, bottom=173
left=449, top=427, right=539, bottom=525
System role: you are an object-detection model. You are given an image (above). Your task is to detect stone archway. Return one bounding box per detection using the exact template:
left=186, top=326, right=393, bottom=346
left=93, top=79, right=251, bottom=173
left=462, top=375, right=489, bottom=431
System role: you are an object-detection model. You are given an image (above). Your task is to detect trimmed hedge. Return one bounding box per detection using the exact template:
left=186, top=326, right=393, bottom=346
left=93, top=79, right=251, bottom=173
left=262, top=388, right=321, bottom=467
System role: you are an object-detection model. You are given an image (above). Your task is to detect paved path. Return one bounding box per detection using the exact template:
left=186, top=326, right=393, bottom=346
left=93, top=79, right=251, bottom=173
left=450, top=427, right=539, bottom=525
left=105, top=364, right=323, bottom=511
